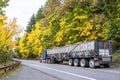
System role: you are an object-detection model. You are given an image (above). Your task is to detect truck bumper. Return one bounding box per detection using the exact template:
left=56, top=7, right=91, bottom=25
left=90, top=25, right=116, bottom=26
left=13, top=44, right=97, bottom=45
left=100, top=61, right=112, bottom=65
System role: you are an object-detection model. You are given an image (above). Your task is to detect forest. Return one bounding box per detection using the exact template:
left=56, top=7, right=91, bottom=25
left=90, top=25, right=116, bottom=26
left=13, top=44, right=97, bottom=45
left=0, top=0, right=21, bottom=64
left=0, top=0, right=120, bottom=65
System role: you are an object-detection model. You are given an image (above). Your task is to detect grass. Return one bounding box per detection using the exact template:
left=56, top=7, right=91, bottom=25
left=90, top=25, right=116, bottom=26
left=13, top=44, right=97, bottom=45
left=0, top=60, right=16, bottom=66
left=113, top=63, right=120, bottom=68
left=112, top=50, right=120, bottom=68
left=0, top=63, right=22, bottom=79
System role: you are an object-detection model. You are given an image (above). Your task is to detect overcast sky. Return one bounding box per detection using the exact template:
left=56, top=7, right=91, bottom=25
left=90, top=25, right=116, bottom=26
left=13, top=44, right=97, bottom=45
left=4, top=0, right=47, bottom=30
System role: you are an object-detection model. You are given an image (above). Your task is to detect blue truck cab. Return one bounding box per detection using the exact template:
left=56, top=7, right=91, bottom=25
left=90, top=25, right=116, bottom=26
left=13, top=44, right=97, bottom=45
left=40, top=50, right=47, bottom=63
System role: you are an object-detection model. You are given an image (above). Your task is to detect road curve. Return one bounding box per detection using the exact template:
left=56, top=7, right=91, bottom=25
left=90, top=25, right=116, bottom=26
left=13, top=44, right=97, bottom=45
left=1, top=60, right=120, bottom=80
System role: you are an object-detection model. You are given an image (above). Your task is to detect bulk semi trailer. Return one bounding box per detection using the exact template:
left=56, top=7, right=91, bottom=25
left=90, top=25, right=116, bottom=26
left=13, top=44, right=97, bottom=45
left=41, top=41, right=112, bottom=68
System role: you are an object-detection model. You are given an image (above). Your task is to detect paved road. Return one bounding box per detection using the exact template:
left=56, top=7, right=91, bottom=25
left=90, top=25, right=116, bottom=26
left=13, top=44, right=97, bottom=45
left=1, top=60, right=120, bottom=80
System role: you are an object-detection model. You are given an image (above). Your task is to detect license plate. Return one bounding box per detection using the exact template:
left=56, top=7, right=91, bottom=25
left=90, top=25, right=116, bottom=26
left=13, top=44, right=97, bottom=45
left=102, top=58, right=111, bottom=61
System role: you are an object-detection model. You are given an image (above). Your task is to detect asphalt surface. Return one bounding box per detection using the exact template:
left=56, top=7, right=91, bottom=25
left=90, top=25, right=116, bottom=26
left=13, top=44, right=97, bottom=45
left=1, top=60, right=120, bottom=80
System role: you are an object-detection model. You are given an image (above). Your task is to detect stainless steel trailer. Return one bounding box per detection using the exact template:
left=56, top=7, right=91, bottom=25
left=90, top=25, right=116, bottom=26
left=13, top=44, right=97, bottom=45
left=42, top=41, right=112, bottom=68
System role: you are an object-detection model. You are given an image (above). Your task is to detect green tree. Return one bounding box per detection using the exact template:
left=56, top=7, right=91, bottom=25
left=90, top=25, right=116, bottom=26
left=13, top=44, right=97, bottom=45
left=36, top=7, right=44, bottom=21
left=26, top=14, right=36, bottom=33
left=0, top=0, right=9, bottom=14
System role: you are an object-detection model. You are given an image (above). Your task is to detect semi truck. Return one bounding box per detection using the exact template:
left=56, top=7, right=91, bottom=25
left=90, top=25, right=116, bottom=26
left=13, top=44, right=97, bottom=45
left=41, top=40, right=112, bottom=68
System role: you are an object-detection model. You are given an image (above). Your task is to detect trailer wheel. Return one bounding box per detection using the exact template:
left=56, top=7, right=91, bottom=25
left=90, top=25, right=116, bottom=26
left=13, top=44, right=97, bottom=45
left=69, top=59, right=74, bottom=66
left=74, top=59, right=80, bottom=66
left=89, top=59, right=95, bottom=68
left=80, top=59, right=88, bottom=67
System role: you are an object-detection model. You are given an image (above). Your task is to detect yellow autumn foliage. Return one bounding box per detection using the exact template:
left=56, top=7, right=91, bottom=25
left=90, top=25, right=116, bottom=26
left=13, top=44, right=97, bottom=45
left=18, top=21, right=48, bottom=58
left=0, top=15, right=21, bottom=62
left=80, top=21, right=93, bottom=37
left=75, top=15, right=88, bottom=20
left=55, top=30, right=64, bottom=43
left=0, top=15, right=7, bottom=26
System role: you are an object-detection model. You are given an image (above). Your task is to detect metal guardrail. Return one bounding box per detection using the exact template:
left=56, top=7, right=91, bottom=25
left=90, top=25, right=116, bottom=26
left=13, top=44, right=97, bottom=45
left=0, top=61, right=21, bottom=75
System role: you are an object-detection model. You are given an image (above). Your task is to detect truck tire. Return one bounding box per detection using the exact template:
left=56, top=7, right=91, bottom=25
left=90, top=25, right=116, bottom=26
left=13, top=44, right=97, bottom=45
left=80, top=59, right=88, bottom=67
left=89, top=59, right=95, bottom=68
left=69, top=59, right=74, bottom=66
left=103, top=64, right=110, bottom=68
left=74, top=59, right=80, bottom=66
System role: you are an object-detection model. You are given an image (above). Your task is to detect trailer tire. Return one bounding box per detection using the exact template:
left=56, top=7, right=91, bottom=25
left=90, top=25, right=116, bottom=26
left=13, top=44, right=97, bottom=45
left=89, top=59, right=95, bottom=68
left=74, top=59, right=80, bottom=66
left=69, top=59, right=74, bottom=66
left=80, top=59, right=88, bottom=67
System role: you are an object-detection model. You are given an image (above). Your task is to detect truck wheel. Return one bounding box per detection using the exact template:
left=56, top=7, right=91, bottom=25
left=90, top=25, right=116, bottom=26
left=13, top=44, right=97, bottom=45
left=80, top=59, right=88, bottom=67
left=74, top=59, right=80, bottom=66
left=89, top=59, right=95, bottom=68
left=103, top=64, right=110, bottom=68
left=69, top=59, right=74, bottom=66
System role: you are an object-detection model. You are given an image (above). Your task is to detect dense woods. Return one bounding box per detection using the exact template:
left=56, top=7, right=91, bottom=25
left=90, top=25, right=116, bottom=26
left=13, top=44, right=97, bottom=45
left=0, top=0, right=21, bottom=64
left=0, top=0, right=119, bottom=64
left=14, top=0, right=120, bottom=60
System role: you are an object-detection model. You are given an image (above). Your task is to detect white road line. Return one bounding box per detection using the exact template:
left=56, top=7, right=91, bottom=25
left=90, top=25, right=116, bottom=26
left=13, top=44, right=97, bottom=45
left=26, top=63, right=96, bottom=80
